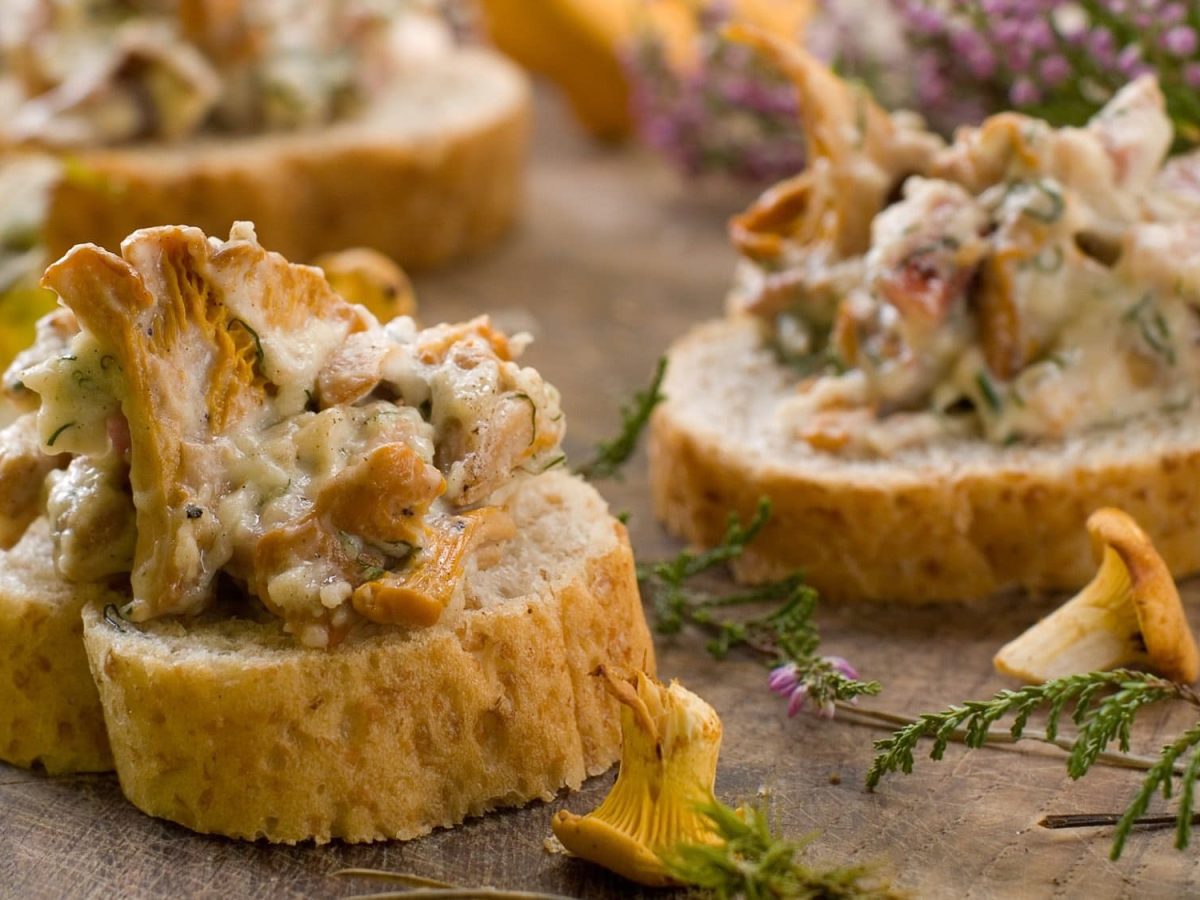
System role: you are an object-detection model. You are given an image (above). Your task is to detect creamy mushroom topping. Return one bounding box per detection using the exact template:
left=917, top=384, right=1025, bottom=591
left=0, top=0, right=451, bottom=147
left=3, top=223, right=563, bottom=647
left=734, top=33, right=1200, bottom=455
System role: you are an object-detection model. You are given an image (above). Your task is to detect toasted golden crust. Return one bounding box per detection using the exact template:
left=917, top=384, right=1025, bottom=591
left=41, top=49, right=529, bottom=270
left=82, top=472, right=655, bottom=843
left=0, top=518, right=119, bottom=773
left=650, top=317, right=1200, bottom=603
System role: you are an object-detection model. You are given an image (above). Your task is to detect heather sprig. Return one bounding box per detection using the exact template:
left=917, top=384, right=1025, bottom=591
left=623, top=1, right=806, bottom=181
left=576, top=356, right=666, bottom=481
left=660, top=798, right=901, bottom=899
left=883, top=0, right=1200, bottom=142
left=866, top=669, right=1200, bottom=859
left=639, top=498, right=881, bottom=716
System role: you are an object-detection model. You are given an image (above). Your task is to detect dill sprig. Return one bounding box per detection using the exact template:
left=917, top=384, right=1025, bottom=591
left=638, top=498, right=880, bottom=711
left=865, top=669, right=1200, bottom=859
left=660, top=798, right=902, bottom=900
left=576, top=356, right=667, bottom=480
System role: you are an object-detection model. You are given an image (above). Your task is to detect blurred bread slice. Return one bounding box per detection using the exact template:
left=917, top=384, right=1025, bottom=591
left=41, top=49, right=529, bottom=269
left=0, top=517, right=120, bottom=773
left=650, top=317, right=1200, bottom=603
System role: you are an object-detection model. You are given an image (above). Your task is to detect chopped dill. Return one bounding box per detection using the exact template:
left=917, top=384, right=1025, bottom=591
left=228, top=318, right=265, bottom=366
left=46, top=421, right=75, bottom=447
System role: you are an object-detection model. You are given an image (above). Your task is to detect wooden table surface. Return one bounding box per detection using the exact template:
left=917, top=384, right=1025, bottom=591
left=5, top=89, right=1200, bottom=900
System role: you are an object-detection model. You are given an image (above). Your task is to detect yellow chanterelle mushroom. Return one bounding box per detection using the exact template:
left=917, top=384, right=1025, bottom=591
left=551, top=667, right=723, bottom=886
left=994, top=507, right=1200, bottom=684
left=314, top=248, right=416, bottom=323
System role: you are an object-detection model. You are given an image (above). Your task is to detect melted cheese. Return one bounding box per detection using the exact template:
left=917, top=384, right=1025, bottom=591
left=17, top=223, right=565, bottom=646
left=750, top=71, right=1200, bottom=454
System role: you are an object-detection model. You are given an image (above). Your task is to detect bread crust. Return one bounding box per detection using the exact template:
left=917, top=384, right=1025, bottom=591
left=650, top=317, right=1200, bottom=603
left=82, top=473, right=655, bottom=843
left=0, top=517, right=117, bottom=773
left=41, top=49, right=529, bottom=269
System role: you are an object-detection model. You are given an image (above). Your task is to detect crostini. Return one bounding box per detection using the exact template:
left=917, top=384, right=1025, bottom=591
left=651, top=29, right=1200, bottom=603
left=0, top=222, right=654, bottom=843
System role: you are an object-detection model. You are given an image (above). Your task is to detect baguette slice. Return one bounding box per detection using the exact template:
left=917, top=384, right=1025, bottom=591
left=0, top=517, right=120, bottom=773
left=83, top=470, right=655, bottom=844
left=40, top=49, right=529, bottom=269
left=650, top=317, right=1200, bottom=603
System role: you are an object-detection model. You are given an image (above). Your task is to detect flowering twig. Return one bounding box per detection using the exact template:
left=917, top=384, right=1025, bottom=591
left=877, top=0, right=1200, bottom=142
left=638, top=498, right=880, bottom=717
left=623, top=1, right=806, bottom=181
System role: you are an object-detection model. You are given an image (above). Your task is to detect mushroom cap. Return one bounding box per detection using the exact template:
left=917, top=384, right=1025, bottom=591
left=1087, top=507, right=1200, bottom=684
left=314, top=248, right=415, bottom=324
left=550, top=668, right=723, bottom=886
left=994, top=507, right=1200, bottom=684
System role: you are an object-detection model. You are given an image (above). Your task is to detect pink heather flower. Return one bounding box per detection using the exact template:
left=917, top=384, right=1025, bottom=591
left=1162, top=26, right=1199, bottom=59
left=1161, top=4, right=1187, bottom=26
left=768, top=656, right=862, bottom=719
left=1186, top=62, right=1200, bottom=89
left=1010, top=77, right=1042, bottom=106
left=824, top=655, right=861, bottom=680
left=1117, top=43, right=1144, bottom=77
left=768, top=663, right=800, bottom=695
left=787, top=684, right=810, bottom=717
left=1039, top=54, right=1071, bottom=87
left=1087, top=27, right=1117, bottom=65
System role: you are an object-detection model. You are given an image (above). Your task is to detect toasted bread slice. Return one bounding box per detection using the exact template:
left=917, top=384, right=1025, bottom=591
left=0, top=517, right=121, bottom=773
left=82, top=470, right=655, bottom=844
left=40, top=49, right=529, bottom=269
left=649, top=317, right=1200, bottom=603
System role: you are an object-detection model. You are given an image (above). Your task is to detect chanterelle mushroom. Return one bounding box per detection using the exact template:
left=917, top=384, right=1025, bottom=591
left=994, top=507, right=1200, bottom=684
left=551, top=668, right=723, bottom=887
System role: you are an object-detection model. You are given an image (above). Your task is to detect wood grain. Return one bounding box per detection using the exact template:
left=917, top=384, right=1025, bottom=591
left=4, top=87, right=1200, bottom=899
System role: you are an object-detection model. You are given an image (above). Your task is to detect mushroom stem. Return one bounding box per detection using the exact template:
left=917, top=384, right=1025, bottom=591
left=550, top=668, right=723, bottom=887
left=994, top=508, right=1200, bottom=685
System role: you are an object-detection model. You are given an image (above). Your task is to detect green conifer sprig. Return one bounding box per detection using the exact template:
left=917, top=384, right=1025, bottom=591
left=866, top=669, right=1200, bottom=859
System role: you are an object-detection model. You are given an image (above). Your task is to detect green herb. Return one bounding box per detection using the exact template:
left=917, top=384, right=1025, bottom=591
left=639, top=498, right=880, bottom=711
left=46, top=421, right=75, bottom=447
left=228, top=318, right=265, bottom=366
left=576, top=357, right=667, bottom=481
left=1028, top=244, right=1064, bottom=274
left=361, top=565, right=386, bottom=581
left=661, top=798, right=901, bottom=899
left=538, top=454, right=567, bottom=473
left=102, top=604, right=127, bottom=632
left=866, top=669, right=1200, bottom=859
left=1018, top=179, right=1065, bottom=224
left=975, top=371, right=1002, bottom=412
left=616, top=510, right=632, bottom=525
left=513, top=391, right=537, bottom=447
left=1124, top=294, right=1176, bottom=365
